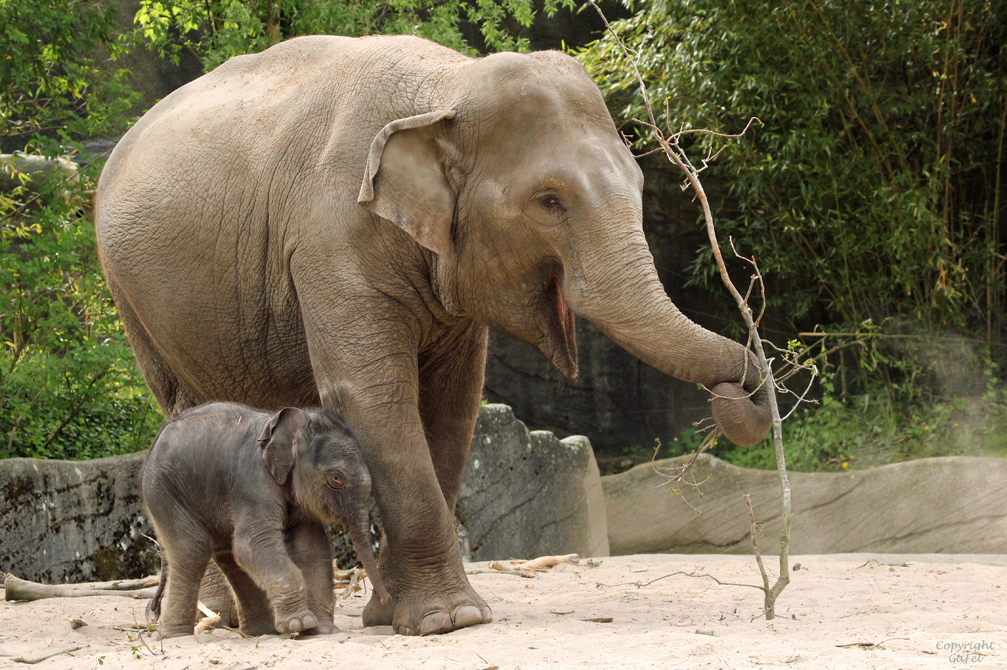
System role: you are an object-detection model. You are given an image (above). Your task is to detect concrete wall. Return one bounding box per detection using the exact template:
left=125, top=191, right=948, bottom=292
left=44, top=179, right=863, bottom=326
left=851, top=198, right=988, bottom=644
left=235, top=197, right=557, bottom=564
left=604, top=453, right=1007, bottom=555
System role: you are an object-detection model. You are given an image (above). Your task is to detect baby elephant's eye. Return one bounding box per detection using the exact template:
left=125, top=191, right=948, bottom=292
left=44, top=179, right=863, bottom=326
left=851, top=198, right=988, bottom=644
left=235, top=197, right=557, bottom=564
left=328, top=474, right=343, bottom=490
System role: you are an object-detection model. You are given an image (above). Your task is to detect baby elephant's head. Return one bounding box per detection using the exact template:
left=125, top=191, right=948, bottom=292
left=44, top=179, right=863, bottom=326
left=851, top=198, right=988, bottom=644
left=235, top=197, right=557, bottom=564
left=259, top=407, right=390, bottom=603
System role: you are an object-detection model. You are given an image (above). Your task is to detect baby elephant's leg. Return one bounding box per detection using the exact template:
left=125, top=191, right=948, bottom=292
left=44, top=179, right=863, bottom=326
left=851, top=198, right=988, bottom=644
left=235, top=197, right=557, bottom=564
left=288, top=520, right=338, bottom=634
left=157, top=521, right=212, bottom=638
left=232, top=522, right=316, bottom=634
left=197, top=562, right=241, bottom=628
left=214, top=552, right=276, bottom=636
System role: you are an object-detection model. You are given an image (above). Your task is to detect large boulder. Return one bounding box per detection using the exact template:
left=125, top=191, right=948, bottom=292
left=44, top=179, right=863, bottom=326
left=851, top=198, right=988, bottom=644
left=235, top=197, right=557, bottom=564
left=604, top=453, right=1007, bottom=555
left=0, top=404, right=608, bottom=582
left=458, top=404, right=609, bottom=561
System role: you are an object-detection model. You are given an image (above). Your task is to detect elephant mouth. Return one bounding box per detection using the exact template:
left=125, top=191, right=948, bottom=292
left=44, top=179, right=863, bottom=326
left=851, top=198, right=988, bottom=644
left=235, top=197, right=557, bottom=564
left=539, top=275, right=578, bottom=378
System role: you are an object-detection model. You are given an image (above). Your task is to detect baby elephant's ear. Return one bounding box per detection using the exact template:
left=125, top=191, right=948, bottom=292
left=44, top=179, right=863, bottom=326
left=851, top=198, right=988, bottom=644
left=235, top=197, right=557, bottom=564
left=258, top=408, right=309, bottom=485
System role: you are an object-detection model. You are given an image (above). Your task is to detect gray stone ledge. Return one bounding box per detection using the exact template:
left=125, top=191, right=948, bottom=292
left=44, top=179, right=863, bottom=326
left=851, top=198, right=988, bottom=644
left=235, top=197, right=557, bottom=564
left=603, top=453, right=1007, bottom=556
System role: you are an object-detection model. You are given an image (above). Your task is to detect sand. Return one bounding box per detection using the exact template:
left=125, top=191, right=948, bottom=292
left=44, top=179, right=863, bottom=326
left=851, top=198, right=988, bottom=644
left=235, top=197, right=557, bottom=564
left=1, top=554, right=1004, bottom=669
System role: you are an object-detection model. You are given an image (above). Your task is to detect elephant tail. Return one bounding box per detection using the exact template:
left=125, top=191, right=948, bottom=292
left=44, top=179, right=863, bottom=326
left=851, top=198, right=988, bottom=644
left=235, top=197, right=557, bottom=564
left=146, top=550, right=168, bottom=623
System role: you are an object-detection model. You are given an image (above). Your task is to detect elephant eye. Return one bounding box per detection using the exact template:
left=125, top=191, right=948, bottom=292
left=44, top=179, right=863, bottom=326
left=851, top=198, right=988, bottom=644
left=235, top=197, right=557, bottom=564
left=540, top=194, right=563, bottom=210
left=328, top=474, right=343, bottom=490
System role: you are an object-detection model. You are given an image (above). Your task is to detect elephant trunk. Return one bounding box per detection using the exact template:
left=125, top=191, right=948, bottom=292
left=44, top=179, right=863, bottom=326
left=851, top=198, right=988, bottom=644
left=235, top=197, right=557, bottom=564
left=349, top=514, right=391, bottom=603
left=564, top=223, right=772, bottom=447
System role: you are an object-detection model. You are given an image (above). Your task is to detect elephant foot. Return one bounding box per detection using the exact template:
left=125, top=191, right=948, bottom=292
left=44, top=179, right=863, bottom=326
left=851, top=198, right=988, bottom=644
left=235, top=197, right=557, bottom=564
left=389, top=587, right=492, bottom=636
left=362, top=591, right=397, bottom=627
left=296, top=620, right=340, bottom=636
left=240, top=620, right=278, bottom=637
left=275, top=610, right=317, bottom=634
left=157, top=623, right=194, bottom=639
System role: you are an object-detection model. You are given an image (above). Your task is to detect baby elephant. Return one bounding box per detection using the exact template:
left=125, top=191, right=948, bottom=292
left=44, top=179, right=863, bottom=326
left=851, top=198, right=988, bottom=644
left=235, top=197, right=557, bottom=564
left=142, top=402, right=389, bottom=638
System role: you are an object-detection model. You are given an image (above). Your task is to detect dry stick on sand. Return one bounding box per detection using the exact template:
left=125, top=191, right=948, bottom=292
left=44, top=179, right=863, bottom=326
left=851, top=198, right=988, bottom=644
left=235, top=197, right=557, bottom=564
left=11, top=646, right=87, bottom=665
left=3, top=574, right=159, bottom=602
left=193, top=601, right=222, bottom=635
left=596, top=569, right=765, bottom=592
left=587, top=1, right=808, bottom=620
left=469, top=554, right=580, bottom=578
left=335, top=567, right=367, bottom=605
left=468, top=569, right=538, bottom=578
left=507, top=554, right=579, bottom=570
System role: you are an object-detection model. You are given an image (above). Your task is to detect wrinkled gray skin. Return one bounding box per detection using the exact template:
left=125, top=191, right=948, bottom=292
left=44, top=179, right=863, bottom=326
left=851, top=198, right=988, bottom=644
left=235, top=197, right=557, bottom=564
left=97, top=35, right=772, bottom=636
left=142, top=402, right=389, bottom=638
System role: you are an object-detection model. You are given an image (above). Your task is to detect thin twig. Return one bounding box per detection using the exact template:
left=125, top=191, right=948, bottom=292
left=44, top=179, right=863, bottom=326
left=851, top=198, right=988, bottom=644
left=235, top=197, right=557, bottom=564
left=744, top=494, right=772, bottom=599
left=595, top=570, right=765, bottom=592
left=12, top=647, right=86, bottom=664
left=666, top=117, right=765, bottom=143
left=588, top=0, right=797, bottom=621
left=220, top=625, right=253, bottom=639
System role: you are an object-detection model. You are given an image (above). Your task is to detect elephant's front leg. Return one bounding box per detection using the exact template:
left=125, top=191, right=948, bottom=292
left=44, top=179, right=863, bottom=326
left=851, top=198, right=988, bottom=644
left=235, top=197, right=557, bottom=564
left=335, top=395, right=487, bottom=635
left=232, top=520, right=317, bottom=634
left=419, top=322, right=489, bottom=513
left=287, top=520, right=338, bottom=634
left=312, top=374, right=488, bottom=634
left=296, top=276, right=490, bottom=635
left=361, top=323, right=491, bottom=633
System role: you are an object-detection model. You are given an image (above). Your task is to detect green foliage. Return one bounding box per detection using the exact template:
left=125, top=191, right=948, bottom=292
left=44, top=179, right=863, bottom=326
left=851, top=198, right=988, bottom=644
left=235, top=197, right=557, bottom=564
left=0, top=0, right=139, bottom=145
left=1, top=0, right=159, bottom=460
left=719, top=371, right=1007, bottom=471
left=0, top=158, right=162, bottom=460
left=134, top=0, right=574, bottom=71
left=579, top=0, right=1007, bottom=398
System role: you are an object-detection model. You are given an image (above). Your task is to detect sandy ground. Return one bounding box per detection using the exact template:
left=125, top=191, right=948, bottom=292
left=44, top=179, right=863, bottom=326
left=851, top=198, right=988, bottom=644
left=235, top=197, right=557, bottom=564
left=1, top=554, right=1004, bottom=670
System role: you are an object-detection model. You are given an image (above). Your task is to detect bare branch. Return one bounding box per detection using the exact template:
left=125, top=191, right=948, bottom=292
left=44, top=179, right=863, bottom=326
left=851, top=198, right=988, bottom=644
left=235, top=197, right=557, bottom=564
left=666, top=116, right=765, bottom=143
left=587, top=0, right=802, bottom=620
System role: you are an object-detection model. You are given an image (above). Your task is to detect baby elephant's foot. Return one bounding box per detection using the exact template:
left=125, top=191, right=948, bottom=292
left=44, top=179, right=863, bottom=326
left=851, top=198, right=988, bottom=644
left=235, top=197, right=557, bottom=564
left=275, top=610, right=318, bottom=634
left=240, top=621, right=278, bottom=637
left=156, top=623, right=194, bottom=639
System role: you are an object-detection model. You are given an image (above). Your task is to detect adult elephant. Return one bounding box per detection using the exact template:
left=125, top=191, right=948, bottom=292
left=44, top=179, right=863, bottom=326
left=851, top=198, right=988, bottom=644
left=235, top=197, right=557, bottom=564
left=96, top=35, right=771, bottom=636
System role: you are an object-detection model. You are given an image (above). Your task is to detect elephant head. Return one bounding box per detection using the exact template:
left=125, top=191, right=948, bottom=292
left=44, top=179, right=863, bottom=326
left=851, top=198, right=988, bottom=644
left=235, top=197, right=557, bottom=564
left=259, top=407, right=391, bottom=602
left=358, top=51, right=772, bottom=447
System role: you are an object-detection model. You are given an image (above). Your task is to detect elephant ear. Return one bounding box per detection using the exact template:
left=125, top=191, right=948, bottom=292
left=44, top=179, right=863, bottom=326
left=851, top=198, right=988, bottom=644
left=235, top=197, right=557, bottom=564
left=357, top=110, right=457, bottom=257
left=258, top=407, right=309, bottom=485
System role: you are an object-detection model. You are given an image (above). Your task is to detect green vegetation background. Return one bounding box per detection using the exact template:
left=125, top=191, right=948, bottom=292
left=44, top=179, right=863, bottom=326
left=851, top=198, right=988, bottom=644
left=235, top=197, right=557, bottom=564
left=2, top=0, right=1005, bottom=470
left=579, top=0, right=1007, bottom=471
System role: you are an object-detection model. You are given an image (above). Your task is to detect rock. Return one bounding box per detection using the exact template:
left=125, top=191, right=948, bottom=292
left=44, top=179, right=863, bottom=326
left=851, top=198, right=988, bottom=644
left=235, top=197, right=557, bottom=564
left=0, top=452, right=157, bottom=583
left=603, top=453, right=1007, bottom=555
left=457, top=404, right=609, bottom=561
left=0, top=153, right=79, bottom=195
left=104, top=0, right=205, bottom=114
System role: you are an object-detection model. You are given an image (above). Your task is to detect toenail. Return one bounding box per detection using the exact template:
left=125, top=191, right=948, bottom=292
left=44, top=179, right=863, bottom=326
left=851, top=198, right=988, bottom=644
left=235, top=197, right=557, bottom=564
left=419, top=612, right=452, bottom=636
left=453, top=605, right=483, bottom=628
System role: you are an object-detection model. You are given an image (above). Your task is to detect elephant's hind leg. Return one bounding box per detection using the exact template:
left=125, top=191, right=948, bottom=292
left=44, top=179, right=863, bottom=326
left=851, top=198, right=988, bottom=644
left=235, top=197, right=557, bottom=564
left=214, top=552, right=276, bottom=636
left=106, top=274, right=203, bottom=418
left=157, top=520, right=212, bottom=638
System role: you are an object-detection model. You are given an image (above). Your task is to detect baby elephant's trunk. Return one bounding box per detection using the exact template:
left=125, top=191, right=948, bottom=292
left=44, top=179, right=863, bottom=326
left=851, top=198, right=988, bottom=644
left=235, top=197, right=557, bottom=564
left=349, top=516, right=390, bottom=603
